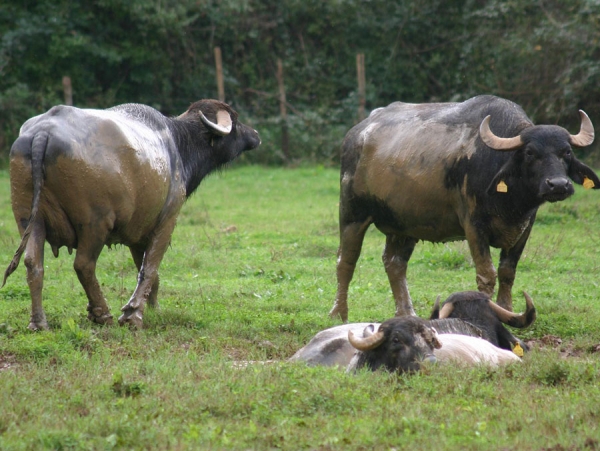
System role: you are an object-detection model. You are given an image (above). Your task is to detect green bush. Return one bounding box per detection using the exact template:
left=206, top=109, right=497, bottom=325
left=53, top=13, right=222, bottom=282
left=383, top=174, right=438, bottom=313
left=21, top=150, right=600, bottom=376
left=1, top=0, right=600, bottom=165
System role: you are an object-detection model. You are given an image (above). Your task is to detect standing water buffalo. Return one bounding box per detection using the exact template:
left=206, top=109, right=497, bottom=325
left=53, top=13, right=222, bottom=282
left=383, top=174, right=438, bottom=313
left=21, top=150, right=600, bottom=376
left=330, top=95, right=598, bottom=321
left=2, top=99, right=260, bottom=329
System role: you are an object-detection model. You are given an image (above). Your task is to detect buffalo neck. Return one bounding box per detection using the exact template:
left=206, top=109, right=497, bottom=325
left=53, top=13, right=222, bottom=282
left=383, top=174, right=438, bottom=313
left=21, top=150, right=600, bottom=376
left=168, top=119, right=219, bottom=197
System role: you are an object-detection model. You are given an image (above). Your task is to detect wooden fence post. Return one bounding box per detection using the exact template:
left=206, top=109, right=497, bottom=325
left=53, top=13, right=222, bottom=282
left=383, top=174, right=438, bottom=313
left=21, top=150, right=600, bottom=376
left=214, top=47, right=225, bottom=102
left=276, top=58, right=290, bottom=162
left=356, top=53, right=366, bottom=121
left=62, top=76, right=73, bottom=106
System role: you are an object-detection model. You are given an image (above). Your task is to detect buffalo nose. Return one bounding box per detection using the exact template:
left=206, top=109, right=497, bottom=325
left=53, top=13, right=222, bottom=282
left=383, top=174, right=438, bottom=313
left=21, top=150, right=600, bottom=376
left=545, top=177, right=571, bottom=193
left=422, top=354, right=437, bottom=365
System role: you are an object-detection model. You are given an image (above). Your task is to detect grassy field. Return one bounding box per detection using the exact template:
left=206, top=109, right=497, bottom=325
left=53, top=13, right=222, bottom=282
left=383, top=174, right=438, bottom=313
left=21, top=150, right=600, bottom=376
left=1, top=165, right=600, bottom=450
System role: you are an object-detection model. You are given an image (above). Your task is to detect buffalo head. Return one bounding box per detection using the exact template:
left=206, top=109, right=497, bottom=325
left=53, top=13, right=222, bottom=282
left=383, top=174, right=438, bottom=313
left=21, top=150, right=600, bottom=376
left=480, top=111, right=598, bottom=202
left=430, top=290, right=536, bottom=351
left=348, top=316, right=441, bottom=373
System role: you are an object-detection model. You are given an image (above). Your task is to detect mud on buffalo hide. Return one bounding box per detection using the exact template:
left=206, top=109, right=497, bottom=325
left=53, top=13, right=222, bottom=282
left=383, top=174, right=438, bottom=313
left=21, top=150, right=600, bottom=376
left=330, top=94, right=598, bottom=321
left=3, top=99, right=260, bottom=330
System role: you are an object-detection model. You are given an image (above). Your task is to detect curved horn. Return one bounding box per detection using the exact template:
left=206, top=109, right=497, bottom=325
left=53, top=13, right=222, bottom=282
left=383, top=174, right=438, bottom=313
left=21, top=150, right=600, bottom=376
left=487, top=291, right=536, bottom=328
left=430, top=295, right=442, bottom=319
left=362, top=324, right=377, bottom=338
left=438, top=302, right=454, bottom=319
left=569, top=110, right=594, bottom=147
left=199, top=110, right=232, bottom=136
left=522, top=291, right=537, bottom=326
left=479, top=115, right=523, bottom=151
left=348, top=329, right=385, bottom=351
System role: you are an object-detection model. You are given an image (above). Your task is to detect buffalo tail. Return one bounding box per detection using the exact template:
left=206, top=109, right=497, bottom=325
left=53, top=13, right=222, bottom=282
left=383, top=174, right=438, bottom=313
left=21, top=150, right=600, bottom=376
left=2, top=132, right=48, bottom=288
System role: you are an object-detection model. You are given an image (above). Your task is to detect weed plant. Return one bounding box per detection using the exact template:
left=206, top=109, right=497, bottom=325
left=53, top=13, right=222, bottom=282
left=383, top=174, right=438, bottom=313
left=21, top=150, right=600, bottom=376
left=1, top=166, right=600, bottom=450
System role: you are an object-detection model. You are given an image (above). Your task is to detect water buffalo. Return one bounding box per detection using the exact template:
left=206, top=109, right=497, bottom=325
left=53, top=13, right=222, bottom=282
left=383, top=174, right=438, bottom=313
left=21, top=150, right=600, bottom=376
left=430, top=290, right=536, bottom=351
left=346, top=317, right=441, bottom=373
left=423, top=333, right=521, bottom=368
left=330, top=95, right=597, bottom=321
left=290, top=316, right=520, bottom=374
left=3, top=99, right=260, bottom=329
left=291, top=290, right=535, bottom=372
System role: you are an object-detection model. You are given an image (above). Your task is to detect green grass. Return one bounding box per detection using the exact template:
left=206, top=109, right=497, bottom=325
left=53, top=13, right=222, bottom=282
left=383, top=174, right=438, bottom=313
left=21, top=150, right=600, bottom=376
left=1, top=165, right=600, bottom=450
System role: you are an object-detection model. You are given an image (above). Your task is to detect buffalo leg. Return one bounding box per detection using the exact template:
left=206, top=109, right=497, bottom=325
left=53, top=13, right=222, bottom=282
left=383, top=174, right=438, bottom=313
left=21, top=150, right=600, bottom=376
left=382, top=234, right=417, bottom=317
left=464, top=222, right=497, bottom=298
left=73, top=231, right=113, bottom=326
left=496, top=223, right=533, bottom=311
left=119, top=216, right=178, bottom=328
left=130, top=246, right=159, bottom=309
left=330, top=217, right=372, bottom=322
left=23, top=218, right=48, bottom=330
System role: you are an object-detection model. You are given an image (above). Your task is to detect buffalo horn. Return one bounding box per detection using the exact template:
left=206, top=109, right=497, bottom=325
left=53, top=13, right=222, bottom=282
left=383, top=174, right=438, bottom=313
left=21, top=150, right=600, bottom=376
left=569, top=110, right=595, bottom=147
left=348, top=329, right=385, bottom=351
left=362, top=324, right=377, bottom=337
left=432, top=295, right=441, bottom=314
left=479, top=116, right=523, bottom=151
left=487, top=291, right=536, bottom=328
left=438, top=302, right=455, bottom=319
left=199, top=109, right=232, bottom=136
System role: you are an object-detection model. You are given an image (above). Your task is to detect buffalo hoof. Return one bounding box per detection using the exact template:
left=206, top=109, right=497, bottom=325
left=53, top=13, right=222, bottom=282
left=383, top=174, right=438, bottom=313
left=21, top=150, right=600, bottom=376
left=118, top=309, right=144, bottom=329
left=28, top=320, right=49, bottom=331
left=87, top=306, right=114, bottom=326
left=395, top=306, right=417, bottom=317
left=328, top=304, right=349, bottom=323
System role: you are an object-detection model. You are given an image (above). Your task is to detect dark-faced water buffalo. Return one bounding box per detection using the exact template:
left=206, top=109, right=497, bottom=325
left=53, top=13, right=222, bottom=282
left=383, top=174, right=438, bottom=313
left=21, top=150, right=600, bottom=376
left=2, top=99, right=260, bottom=329
left=430, top=290, right=536, bottom=351
left=330, top=95, right=598, bottom=321
left=290, top=316, right=520, bottom=374
left=289, top=318, right=441, bottom=372
left=347, top=317, right=441, bottom=373
left=292, top=290, right=535, bottom=372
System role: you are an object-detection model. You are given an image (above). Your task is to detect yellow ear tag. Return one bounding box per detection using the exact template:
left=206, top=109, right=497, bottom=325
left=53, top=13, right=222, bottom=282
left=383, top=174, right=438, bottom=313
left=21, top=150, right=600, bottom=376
left=512, top=343, right=524, bottom=358
left=583, top=177, right=595, bottom=190
left=496, top=180, right=508, bottom=193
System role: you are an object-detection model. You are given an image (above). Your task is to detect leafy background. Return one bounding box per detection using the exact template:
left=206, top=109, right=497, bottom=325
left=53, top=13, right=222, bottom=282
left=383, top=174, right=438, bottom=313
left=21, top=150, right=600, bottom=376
left=1, top=0, right=600, bottom=165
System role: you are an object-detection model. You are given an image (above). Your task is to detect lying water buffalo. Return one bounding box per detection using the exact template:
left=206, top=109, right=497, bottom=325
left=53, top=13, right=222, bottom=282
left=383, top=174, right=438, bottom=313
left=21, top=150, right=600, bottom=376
left=290, top=316, right=520, bottom=374
left=331, top=95, right=598, bottom=321
left=346, top=317, right=441, bottom=373
left=3, top=99, right=260, bottom=329
left=430, top=290, right=536, bottom=351
left=291, top=291, right=535, bottom=372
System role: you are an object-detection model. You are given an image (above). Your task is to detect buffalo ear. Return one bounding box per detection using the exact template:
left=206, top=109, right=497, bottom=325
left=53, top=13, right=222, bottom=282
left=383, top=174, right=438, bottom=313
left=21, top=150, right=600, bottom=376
left=422, top=327, right=442, bottom=350
left=568, top=159, right=600, bottom=189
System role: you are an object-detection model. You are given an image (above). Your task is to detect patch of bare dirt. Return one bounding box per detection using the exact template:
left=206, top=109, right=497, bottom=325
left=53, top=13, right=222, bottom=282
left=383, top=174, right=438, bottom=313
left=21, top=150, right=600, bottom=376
left=541, top=437, right=598, bottom=450
left=525, top=335, right=600, bottom=359
left=0, top=354, right=17, bottom=372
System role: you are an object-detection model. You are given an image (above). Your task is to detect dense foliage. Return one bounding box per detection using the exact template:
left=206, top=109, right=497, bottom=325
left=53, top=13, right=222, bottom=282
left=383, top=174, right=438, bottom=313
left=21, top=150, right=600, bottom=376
left=1, top=0, right=600, bottom=165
